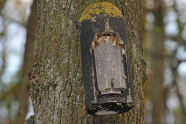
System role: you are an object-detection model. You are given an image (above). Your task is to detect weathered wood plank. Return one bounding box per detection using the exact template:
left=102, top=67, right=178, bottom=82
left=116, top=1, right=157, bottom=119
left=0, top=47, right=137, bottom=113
left=94, top=36, right=127, bottom=94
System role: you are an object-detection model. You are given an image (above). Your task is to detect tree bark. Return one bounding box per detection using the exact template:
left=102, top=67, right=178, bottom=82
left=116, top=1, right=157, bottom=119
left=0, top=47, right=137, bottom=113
left=29, top=0, right=146, bottom=123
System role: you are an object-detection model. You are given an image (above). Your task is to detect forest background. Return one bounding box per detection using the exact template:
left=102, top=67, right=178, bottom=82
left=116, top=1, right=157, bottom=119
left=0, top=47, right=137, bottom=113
left=0, top=0, right=186, bottom=124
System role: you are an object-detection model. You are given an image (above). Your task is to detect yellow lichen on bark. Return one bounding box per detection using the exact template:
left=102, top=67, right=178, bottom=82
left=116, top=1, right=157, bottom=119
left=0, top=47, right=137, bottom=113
left=79, top=2, right=122, bottom=22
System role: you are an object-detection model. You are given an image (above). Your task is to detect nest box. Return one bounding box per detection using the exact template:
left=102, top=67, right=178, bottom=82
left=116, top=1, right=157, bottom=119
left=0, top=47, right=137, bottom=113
left=79, top=2, right=133, bottom=115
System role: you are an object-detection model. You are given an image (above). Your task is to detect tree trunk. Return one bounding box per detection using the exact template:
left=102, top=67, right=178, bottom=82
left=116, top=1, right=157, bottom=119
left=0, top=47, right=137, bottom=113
left=29, top=0, right=146, bottom=123
left=16, top=0, right=37, bottom=124
left=149, top=1, right=165, bottom=124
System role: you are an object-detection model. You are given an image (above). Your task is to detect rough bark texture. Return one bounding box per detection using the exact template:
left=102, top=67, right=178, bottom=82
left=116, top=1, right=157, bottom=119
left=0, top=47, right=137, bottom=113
left=16, top=0, right=37, bottom=124
left=29, top=0, right=146, bottom=123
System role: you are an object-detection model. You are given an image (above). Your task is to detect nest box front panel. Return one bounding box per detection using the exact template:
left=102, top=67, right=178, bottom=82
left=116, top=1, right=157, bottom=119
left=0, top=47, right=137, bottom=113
left=93, top=36, right=127, bottom=94
left=79, top=2, right=133, bottom=115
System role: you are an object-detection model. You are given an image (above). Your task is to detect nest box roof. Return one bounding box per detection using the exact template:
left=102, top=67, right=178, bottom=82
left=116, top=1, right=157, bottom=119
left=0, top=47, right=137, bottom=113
left=80, top=2, right=122, bottom=22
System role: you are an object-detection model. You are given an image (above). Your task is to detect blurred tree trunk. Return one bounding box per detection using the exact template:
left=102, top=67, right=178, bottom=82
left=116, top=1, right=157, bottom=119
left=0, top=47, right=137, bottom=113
left=29, top=0, right=146, bottom=123
left=149, top=0, right=165, bottom=124
left=16, top=0, right=37, bottom=124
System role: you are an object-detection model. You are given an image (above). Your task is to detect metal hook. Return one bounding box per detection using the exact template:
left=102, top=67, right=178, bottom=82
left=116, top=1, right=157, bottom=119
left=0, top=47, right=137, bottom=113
left=68, top=0, right=79, bottom=29
left=118, top=0, right=125, bottom=17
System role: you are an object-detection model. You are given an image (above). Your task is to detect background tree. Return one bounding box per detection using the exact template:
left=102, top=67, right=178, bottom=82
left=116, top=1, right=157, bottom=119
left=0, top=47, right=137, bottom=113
left=0, top=0, right=35, bottom=123
left=142, top=0, right=186, bottom=124
left=29, top=0, right=145, bottom=123
left=143, top=1, right=165, bottom=123
left=16, top=0, right=37, bottom=123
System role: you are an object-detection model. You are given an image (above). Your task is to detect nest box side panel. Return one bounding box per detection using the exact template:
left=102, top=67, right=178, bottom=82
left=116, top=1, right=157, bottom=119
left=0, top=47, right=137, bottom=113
left=80, top=20, right=96, bottom=107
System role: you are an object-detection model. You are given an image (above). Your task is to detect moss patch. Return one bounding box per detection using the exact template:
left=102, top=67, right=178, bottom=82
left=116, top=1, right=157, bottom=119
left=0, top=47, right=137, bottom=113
left=79, top=2, right=122, bottom=22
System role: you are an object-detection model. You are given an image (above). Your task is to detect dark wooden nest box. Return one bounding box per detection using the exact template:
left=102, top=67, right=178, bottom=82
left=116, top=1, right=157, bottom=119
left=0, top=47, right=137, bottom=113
left=79, top=2, right=133, bottom=115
